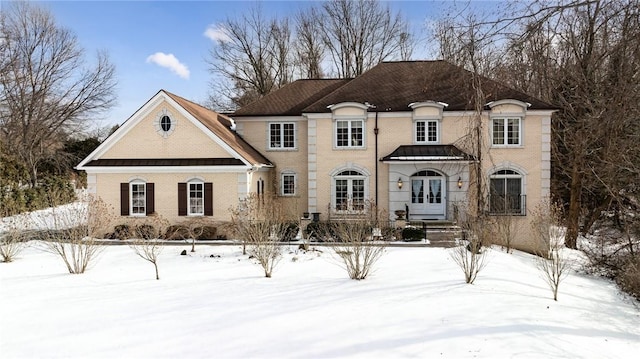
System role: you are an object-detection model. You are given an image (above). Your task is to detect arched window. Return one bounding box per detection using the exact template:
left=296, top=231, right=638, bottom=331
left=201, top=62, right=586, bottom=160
left=489, top=169, right=525, bottom=215
left=130, top=180, right=147, bottom=216
left=122, top=179, right=154, bottom=217
left=333, top=170, right=367, bottom=211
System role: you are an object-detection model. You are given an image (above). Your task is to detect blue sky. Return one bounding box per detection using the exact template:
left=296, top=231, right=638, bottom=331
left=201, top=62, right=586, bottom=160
left=31, top=1, right=496, bottom=129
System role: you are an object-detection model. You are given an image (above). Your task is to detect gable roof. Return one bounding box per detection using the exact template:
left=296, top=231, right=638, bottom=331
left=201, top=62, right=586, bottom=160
left=232, top=79, right=350, bottom=116
left=77, top=90, right=271, bottom=170
left=163, top=91, right=271, bottom=166
left=233, top=61, right=555, bottom=116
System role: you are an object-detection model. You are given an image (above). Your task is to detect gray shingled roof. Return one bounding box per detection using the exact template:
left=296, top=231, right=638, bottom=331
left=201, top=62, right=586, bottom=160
left=234, top=61, right=555, bottom=116
left=233, top=79, right=351, bottom=116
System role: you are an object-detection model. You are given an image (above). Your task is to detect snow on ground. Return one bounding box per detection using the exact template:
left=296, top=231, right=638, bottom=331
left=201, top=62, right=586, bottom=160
left=1, top=242, right=639, bottom=359
left=0, top=202, right=87, bottom=233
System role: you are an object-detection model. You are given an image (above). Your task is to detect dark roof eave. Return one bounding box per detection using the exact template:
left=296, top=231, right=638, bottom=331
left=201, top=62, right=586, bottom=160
left=381, top=144, right=476, bottom=162
left=381, top=157, right=477, bottom=163
left=83, top=158, right=248, bottom=167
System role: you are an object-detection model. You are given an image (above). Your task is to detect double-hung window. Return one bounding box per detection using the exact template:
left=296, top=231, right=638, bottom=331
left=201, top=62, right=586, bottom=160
left=130, top=182, right=146, bottom=216
left=335, top=119, right=364, bottom=148
left=415, top=120, right=439, bottom=143
left=492, top=118, right=521, bottom=146
left=269, top=122, right=295, bottom=149
left=188, top=182, right=204, bottom=216
left=281, top=172, right=296, bottom=196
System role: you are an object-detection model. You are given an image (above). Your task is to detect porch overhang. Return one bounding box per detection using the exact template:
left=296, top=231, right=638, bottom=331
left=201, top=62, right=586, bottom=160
left=381, top=145, right=476, bottom=163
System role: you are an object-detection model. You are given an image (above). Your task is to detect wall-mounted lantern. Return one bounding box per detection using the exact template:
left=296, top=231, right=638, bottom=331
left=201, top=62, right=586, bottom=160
left=457, top=177, right=463, bottom=189
left=397, top=178, right=403, bottom=189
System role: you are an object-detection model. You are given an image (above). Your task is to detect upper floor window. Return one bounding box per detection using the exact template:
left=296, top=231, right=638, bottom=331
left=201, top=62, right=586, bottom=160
left=335, top=119, right=364, bottom=148
left=269, top=122, right=295, bottom=149
left=281, top=172, right=296, bottom=196
left=489, top=169, right=525, bottom=215
left=130, top=181, right=146, bottom=216
left=154, top=108, right=176, bottom=138
left=415, top=120, right=439, bottom=143
left=492, top=118, right=521, bottom=146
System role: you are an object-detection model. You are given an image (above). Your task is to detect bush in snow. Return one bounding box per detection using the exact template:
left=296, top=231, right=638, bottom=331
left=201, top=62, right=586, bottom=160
left=39, top=195, right=115, bottom=274
left=0, top=216, right=27, bottom=262
left=531, top=199, right=571, bottom=301
left=231, top=193, right=294, bottom=278
left=618, top=256, right=640, bottom=299
left=401, top=227, right=425, bottom=242
left=129, top=215, right=169, bottom=280
left=165, top=218, right=211, bottom=253
left=449, top=206, right=492, bottom=284
left=493, top=212, right=520, bottom=253
left=320, top=201, right=387, bottom=280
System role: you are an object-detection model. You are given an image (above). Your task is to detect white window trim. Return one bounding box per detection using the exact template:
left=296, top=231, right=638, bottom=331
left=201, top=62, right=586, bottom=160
left=153, top=108, right=177, bottom=139
left=333, top=117, right=366, bottom=149
left=129, top=181, right=146, bottom=217
left=280, top=172, right=297, bottom=196
left=488, top=167, right=527, bottom=215
left=267, top=122, right=297, bottom=150
left=490, top=116, right=523, bottom=147
left=330, top=169, right=369, bottom=213
left=187, top=180, right=205, bottom=216
left=413, top=118, right=440, bottom=144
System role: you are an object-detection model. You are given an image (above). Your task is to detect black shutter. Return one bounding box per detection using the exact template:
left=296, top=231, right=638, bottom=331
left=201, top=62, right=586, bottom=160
left=120, top=183, right=129, bottom=216
left=204, top=182, right=213, bottom=216
left=178, top=183, right=187, bottom=216
left=146, top=183, right=155, bottom=215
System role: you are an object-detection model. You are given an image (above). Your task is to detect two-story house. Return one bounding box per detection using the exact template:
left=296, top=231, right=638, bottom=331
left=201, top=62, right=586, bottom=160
left=77, top=60, right=555, bottom=252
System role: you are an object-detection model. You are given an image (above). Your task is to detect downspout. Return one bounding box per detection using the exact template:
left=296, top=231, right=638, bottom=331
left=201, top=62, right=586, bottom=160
left=374, top=110, right=379, bottom=206
left=365, top=102, right=379, bottom=208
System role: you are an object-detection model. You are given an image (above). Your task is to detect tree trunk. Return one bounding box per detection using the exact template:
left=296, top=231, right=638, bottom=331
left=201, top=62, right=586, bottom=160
left=154, top=262, right=160, bottom=280
left=565, top=163, right=583, bottom=249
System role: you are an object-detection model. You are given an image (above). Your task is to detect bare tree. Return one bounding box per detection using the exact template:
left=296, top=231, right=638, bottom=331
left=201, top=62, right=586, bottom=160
left=494, top=215, right=514, bottom=253
left=129, top=216, right=168, bottom=280
left=319, top=202, right=387, bottom=280
left=449, top=205, right=492, bottom=284
left=316, top=0, right=413, bottom=78
left=531, top=199, right=570, bottom=301
left=206, top=3, right=293, bottom=109
left=0, top=2, right=117, bottom=187
left=432, top=12, right=502, bottom=263
left=487, top=0, right=640, bottom=249
left=186, top=220, right=206, bottom=253
left=294, top=9, right=325, bottom=78
left=0, top=215, right=28, bottom=263
left=38, top=194, right=114, bottom=274
left=230, top=193, right=292, bottom=278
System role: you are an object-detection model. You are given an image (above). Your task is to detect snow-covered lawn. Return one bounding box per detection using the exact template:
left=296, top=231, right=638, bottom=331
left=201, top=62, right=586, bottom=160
left=1, top=242, right=639, bottom=358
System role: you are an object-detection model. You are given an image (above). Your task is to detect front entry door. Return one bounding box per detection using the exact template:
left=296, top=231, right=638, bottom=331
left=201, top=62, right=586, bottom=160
left=410, top=174, right=445, bottom=218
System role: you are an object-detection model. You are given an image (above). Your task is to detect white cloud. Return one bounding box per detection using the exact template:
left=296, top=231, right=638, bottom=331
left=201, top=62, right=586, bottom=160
left=146, top=52, right=190, bottom=79
left=203, top=24, right=232, bottom=43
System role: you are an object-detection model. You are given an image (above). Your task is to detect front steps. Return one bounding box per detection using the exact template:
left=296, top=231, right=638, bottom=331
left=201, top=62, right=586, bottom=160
left=403, top=220, right=461, bottom=248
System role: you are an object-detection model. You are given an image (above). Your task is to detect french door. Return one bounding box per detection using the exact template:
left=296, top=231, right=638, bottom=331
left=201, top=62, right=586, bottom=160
left=410, top=176, right=445, bottom=217
left=335, top=178, right=365, bottom=211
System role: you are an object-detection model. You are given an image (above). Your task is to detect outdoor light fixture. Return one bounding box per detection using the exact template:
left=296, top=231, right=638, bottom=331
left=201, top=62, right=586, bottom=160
left=397, top=178, right=403, bottom=189
left=457, top=177, right=463, bottom=189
